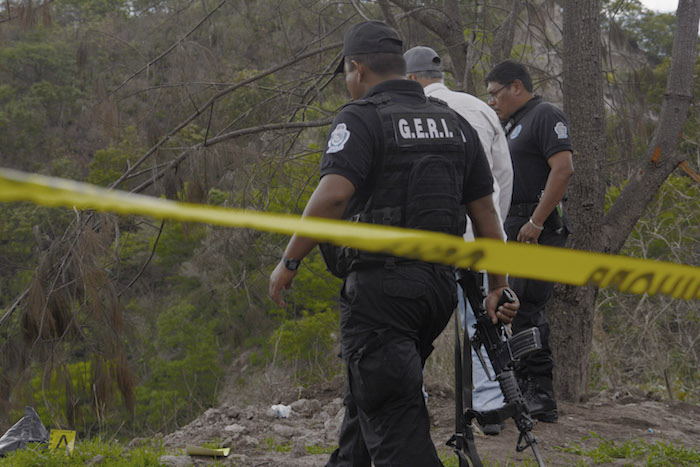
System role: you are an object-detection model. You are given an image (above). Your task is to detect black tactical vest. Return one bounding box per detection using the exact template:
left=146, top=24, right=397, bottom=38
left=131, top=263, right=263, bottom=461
left=322, top=93, right=468, bottom=277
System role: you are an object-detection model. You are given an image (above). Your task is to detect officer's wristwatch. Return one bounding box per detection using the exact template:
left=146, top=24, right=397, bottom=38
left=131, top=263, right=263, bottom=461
left=282, top=256, right=301, bottom=271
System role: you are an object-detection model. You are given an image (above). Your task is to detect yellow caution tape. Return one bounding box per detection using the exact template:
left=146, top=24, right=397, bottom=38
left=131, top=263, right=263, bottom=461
left=0, top=168, right=698, bottom=300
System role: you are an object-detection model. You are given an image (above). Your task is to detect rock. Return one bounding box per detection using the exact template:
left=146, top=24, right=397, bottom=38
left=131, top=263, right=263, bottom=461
left=226, top=405, right=241, bottom=419
left=85, top=454, right=104, bottom=465
left=204, top=408, right=221, bottom=420
left=224, top=423, right=246, bottom=434
left=225, top=454, right=247, bottom=466
left=326, top=398, right=344, bottom=415
left=158, top=455, right=193, bottom=467
left=221, top=436, right=233, bottom=447
left=291, top=439, right=306, bottom=458
left=290, top=398, right=309, bottom=412
left=323, top=407, right=345, bottom=435
left=307, top=399, right=323, bottom=413
left=241, top=435, right=259, bottom=447
left=292, top=398, right=322, bottom=416
left=244, top=405, right=256, bottom=420
left=272, top=424, right=296, bottom=438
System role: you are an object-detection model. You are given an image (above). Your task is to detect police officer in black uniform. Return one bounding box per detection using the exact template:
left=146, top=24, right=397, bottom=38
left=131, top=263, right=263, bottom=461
left=485, top=60, right=574, bottom=423
left=269, top=21, right=519, bottom=467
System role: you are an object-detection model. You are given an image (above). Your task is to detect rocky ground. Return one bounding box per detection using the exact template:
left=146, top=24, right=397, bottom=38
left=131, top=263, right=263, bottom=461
left=155, top=376, right=700, bottom=466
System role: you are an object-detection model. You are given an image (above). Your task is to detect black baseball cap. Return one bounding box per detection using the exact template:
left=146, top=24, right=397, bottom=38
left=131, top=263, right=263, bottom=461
left=404, top=46, right=441, bottom=73
left=334, top=21, right=403, bottom=74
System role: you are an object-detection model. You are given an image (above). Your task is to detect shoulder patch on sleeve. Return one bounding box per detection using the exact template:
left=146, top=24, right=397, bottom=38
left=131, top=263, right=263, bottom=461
left=554, top=121, right=569, bottom=139
left=327, top=123, right=351, bottom=154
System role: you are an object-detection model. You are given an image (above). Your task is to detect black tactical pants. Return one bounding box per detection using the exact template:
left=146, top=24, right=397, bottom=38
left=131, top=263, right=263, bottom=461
left=504, top=215, right=568, bottom=379
left=326, top=262, right=456, bottom=467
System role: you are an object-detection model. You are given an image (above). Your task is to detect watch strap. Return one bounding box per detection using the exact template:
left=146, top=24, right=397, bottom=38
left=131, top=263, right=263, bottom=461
left=283, top=256, right=301, bottom=271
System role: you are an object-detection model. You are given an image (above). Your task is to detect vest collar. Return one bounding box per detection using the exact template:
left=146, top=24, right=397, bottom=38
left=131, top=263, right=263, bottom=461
left=504, top=96, right=542, bottom=134
left=363, top=79, right=424, bottom=99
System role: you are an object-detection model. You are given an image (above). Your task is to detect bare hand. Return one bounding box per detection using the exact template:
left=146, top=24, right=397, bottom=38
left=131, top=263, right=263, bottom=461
left=485, top=287, right=519, bottom=325
left=517, top=221, right=542, bottom=244
left=269, top=261, right=297, bottom=307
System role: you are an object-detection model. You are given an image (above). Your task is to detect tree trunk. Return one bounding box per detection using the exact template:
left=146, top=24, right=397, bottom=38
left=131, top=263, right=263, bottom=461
left=551, top=0, right=699, bottom=402
left=491, top=0, right=526, bottom=64
left=602, top=0, right=699, bottom=254
left=388, top=0, right=469, bottom=90
left=551, top=0, right=606, bottom=402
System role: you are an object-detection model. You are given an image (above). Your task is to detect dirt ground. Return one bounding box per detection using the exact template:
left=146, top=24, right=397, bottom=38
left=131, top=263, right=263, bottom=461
left=159, top=377, right=700, bottom=466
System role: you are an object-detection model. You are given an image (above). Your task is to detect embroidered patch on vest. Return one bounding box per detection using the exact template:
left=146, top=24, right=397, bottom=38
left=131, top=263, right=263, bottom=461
left=510, top=124, right=522, bottom=140
left=391, top=113, right=461, bottom=147
left=327, top=123, right=351, bottom=154
left=554, top=121, right=568, bottom=139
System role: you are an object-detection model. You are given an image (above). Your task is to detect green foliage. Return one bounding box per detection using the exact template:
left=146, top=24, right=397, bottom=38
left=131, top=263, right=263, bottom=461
left=53, top=0, right=131, bottom=25
left=622, top=10, right=676, bottom=62
left=135, top=301, right=224, bottom=432
left=87, top=128, right=142, bottom=187
left=0, top=41, right=75, bottom=86
left=0, top=438, right=165, bottom=467
left=269, top=305, right=336, bottom=353
left=305, top=443, right=338, bottom=455
left=208, top=188, right=229, bottom=205
left=620, top=175, right=699, bottom=263
left=0, top=203, right=72, bottom=307
left=28, top=361, right=100, bottom=430
left=259, top=436, right=292, bottom=452
left=601, top=1, right=695, bottom=178
left=152, top=221, right=206, bottom=270
left=0, top=36, right=85, bottom=168
left=557, top=432, right=700, bottom=466
left=279, top=249, right=342, bottom=315
left=594, top=176, right=700, bottom=401
left=264, top=250, right=342, bottom=383
left=217, top=71, right=279, bottom=126
left=109, top=219, right=159, bottom=279
left=437, top=447, right=538, bottom=466
left=263, top=147, right=323, bottom=215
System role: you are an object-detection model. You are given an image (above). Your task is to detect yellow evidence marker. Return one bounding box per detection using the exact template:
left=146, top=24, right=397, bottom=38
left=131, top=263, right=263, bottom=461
left=49, top=429, right=76, bottom=454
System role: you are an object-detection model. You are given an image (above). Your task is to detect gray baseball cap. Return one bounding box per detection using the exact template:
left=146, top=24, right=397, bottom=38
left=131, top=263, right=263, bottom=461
left=404, top=46, right=441, bottom=73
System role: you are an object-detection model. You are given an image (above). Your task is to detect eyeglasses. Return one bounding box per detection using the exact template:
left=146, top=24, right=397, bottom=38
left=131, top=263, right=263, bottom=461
left=486, top=83, right=511, bottom=103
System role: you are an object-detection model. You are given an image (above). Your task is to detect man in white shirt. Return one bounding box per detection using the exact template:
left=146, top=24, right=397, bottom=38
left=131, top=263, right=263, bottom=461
left=405, top=46, right=513, bottom=435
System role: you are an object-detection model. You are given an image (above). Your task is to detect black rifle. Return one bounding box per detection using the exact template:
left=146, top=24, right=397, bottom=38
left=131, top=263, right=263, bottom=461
left=448, top=269, right=545, bottom=467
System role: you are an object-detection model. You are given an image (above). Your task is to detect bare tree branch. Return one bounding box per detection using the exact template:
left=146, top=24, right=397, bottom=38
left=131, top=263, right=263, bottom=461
left=104, top=0, right=227, bottom=100
left=110, top=41, right=342, bottom=190
left=130, top=116, right=334, bottom=193
left=388, top=0, right=469, bottom=90
left=491, top=0, right=526, bottom=64
left=602, top=0, right=699, bottom=254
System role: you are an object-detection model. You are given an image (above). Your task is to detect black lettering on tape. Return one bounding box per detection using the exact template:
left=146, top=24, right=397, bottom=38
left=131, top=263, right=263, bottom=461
left=673, top=276, right=694, bottom=298
left=622, top=273, right=654, bottom=293
left=658, top=275, right=688, bottom=297
left=585, top=267, right=609, bottom=287
left=691, top=279, right=700, bottom=299
left=603, top=269, right=631, bottom=288
left=452, top=248, right=485, bottom=270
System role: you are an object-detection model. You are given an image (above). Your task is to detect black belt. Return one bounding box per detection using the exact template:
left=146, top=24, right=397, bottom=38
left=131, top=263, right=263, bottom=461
left=508, top=202, right=539, bottom=218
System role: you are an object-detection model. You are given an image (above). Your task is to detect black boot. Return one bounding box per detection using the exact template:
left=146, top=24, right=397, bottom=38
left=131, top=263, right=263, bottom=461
left=521, top=376, right=558, bottom=423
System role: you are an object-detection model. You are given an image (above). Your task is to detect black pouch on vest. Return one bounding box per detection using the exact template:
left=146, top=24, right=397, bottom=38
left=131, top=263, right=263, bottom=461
left=405, top=154, right=465, bottom=235
left=319, top=242, right=349, bottom=278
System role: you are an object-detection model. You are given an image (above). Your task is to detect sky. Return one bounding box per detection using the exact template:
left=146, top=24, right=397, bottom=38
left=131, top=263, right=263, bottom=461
left=639, top=0, right=677, bottom=13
